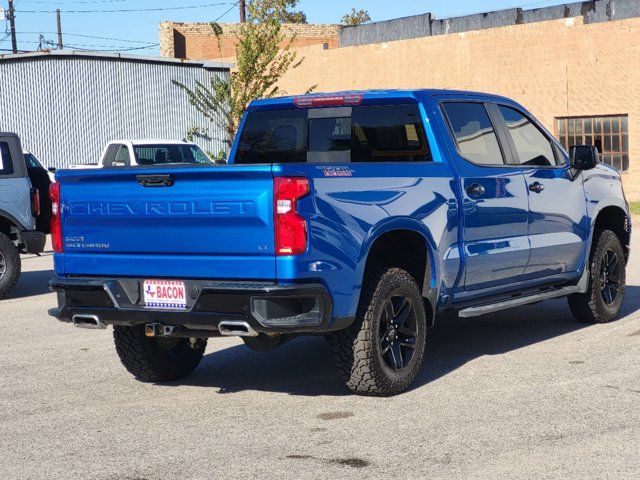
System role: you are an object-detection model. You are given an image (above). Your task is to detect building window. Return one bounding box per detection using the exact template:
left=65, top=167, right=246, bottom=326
left=555, top=115, right=629, bottom=172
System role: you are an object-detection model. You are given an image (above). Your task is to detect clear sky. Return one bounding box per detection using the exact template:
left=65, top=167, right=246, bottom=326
left=1, top=0, right=568, bottom=55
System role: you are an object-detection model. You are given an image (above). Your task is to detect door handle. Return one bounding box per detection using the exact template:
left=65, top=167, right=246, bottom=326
left=466, top=183, right=486, bottom=197
left=136, top=174, right=174, bottom=187
left=528, top=182, right=545, bottom=193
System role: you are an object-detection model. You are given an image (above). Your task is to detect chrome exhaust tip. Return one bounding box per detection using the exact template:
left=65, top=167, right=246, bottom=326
left=72, top=314, right=107, bottom=330
left=218, top=321, right=259, bottom=337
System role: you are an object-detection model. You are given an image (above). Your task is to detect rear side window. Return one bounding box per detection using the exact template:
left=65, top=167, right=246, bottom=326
left=0, top=142, right=15, bottom=175
left=443, top=102, right=504, bottom=166
left=352, top=105, right=429, bottom=162
left=235, top=104, right=430, bottom=164
left=498, top=106, right=557, bottom=167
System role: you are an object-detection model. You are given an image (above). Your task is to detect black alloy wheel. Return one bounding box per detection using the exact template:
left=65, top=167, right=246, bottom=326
left=599, top=248, right=622, bottom=306
left=379, top=294, right=418, bottom=371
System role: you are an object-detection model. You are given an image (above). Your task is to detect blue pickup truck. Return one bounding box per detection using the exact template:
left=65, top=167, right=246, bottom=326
left=49, top=89, right=631, bottom=396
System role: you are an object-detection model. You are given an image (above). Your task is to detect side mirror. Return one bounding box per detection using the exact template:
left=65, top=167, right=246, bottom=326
left=48, top=167, right=57, bottom=173
left=570, top=145, right=599, bottom=170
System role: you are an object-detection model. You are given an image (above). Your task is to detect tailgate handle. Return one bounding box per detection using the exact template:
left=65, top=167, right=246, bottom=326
left=136, top=175, right=174, bottom=187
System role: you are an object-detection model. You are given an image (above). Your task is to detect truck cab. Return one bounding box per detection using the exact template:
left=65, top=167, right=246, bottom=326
left=48, top=90, right=631, bottom=395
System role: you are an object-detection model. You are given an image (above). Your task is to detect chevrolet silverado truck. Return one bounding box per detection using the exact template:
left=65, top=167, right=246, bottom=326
left=49, top=90, right=631, bottom=396
left=0, top=133, right=47, bottom=298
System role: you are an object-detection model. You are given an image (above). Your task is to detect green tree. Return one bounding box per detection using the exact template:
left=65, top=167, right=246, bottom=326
left=341, top=8, right=371, bottom=26
left=173, top=0, right=313, bottom=149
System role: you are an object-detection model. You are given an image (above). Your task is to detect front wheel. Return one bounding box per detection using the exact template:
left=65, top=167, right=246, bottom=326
left=568, top=229, right=626, bottom=324
left=329, top=267, right=427, bottom=396
left=113, top=326, right=207, bottom=382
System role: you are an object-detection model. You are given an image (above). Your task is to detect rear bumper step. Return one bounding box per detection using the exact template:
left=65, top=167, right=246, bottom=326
left=48, top=277, right=348, bottom=334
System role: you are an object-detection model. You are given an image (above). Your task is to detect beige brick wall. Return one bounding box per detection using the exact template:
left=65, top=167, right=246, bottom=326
left=159, top=21, right=340, bottom=61
left=276, top=17, right=640, bottom=200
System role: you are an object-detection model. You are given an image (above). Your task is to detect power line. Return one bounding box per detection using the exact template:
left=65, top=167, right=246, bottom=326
left=214, top=1, right=239, bottom=22
left=17, top=31, right=159, bottom=44
left=17, top=39, right=159, bottom=50
left=17, top=2, right=234, bottom=14
left=64, top=43, right=160, bottom=52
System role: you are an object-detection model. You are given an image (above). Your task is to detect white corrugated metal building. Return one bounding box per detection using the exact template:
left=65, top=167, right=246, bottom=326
left=0, top=50, right=231, bottom=169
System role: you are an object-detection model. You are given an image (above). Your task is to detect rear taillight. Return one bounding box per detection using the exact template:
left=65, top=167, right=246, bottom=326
left=274, top=177, right=310, bottom=256
left=49, top=182, right=63, bottom=253
left=30, top=188, right=41, bottom=217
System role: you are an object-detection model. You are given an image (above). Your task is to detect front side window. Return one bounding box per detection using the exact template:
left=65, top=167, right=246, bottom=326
left=102, top=144, right=122, bottom=167
left=234, top=104, right=430, bottom=164
left=113, top=146, right=131, bottom=167
left=443, top=102, right=504, bottom=166
left=24, top=153, right=43, bottom=170
left=556, top=115, right=629, bottom=172
left=0, top=142, right=15, bottom=175
left=499, top=106, right=557, bottom=167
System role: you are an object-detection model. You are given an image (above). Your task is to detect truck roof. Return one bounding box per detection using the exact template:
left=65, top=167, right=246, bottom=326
left=248, top=89, right=516, bottom=111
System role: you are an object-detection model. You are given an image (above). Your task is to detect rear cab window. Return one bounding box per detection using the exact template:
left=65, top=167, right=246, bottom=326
left=234, top=103, right=431, bottom=164
left=133, top=144, right=212, bottom=165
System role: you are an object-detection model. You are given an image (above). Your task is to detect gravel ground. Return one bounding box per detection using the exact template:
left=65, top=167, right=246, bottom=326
left=0, top=243, right=638, bottom=480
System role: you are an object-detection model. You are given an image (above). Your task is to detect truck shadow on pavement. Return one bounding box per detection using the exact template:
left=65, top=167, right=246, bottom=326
left=9, top=269, right=54, bottom=299
left=180, top=286, right=640, bottom=396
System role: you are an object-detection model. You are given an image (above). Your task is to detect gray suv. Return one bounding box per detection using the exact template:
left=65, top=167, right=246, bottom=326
left=0, top=133, right=48, bottom=298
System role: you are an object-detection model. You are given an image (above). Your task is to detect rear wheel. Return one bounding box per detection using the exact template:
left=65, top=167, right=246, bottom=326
left=0, top=232, right=21, bottom=300
left=113, top=326, right=207, bottom=382
left=568, top=229, right=626, bottom=324
left=329, top=267, right=427, bottom=396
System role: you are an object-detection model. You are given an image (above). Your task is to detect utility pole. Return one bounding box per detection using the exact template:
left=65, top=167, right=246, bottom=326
left=239, top=0, right=246, bottom=22
left=56, top=9, right=63, bottom=49
left=8, top=0, right=17, bottom=53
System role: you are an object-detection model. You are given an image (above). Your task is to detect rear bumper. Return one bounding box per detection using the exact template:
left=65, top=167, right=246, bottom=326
left=49, top=277, right=352, bottom=334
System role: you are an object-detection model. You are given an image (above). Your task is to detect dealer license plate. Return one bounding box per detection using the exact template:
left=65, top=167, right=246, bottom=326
left=143, top=280, right=187, bottom=309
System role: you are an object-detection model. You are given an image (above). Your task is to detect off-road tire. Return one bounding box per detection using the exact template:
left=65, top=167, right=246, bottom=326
left=113, top=326, right=207, bottom=382
left=329, top=267, right=427, bottom=396
left=0, top=232, right=21, bottom=300
left=568, top=229, right=626, bottom=324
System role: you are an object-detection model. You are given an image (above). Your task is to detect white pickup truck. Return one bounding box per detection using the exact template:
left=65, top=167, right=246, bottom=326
left=70, top=139, right=214, bottom=168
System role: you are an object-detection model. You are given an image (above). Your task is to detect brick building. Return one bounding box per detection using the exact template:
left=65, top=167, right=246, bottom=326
left=160, top=0, right=640, bottom=200
left=159, top=21, right=340, bottom=60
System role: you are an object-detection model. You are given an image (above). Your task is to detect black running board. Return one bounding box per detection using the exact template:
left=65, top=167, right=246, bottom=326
left=458, top=269, right=589, bottom=318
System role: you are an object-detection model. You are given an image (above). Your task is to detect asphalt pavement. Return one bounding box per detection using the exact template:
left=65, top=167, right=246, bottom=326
left=1, top=244, right=639, bottom=479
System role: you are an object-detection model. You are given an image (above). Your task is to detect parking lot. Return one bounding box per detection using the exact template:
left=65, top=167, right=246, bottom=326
left=0, top=244, right=638, bottom=480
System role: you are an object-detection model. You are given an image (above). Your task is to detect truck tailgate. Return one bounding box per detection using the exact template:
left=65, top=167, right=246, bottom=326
left=56, top=165, right=276, bottom=279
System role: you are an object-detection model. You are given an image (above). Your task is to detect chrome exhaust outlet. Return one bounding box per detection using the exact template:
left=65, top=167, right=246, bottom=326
left=72, top=314, right=107, bottom=330
left=218, top=321, right=259, bottom=337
